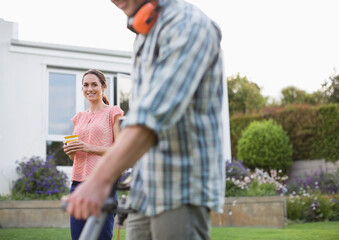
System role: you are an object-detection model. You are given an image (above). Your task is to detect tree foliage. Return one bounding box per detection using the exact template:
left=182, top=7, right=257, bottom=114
left=280, top=72, right=339, bottom=106
left=227, top=74, right=267, bottom=115
left=323, top=73, right=339, bottom=103
left=280, top=86, right=325, bottom=106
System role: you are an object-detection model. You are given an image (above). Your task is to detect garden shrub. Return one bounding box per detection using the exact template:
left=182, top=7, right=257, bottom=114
left=237, top=119, right=293, bottom=175
left=12, top=156, right=69, bottom=200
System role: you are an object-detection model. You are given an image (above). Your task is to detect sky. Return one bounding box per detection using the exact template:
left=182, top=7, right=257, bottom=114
left=1, top=0, right=339, bottom=101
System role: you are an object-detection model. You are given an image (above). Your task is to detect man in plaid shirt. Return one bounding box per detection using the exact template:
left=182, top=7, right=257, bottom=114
left=64, top=1, right=225, bottom=239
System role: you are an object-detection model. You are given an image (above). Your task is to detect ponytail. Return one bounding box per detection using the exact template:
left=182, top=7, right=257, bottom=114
left=102, top=94, right=109, bottom=105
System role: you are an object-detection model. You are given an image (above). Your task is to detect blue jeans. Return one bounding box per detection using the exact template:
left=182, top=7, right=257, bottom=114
left=70, top=181, right=116, bottom=240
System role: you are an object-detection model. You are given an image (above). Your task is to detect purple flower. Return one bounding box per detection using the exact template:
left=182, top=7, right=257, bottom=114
left=12, top=156, right=69, bottom=199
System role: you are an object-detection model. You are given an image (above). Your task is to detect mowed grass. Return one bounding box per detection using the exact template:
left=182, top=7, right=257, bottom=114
left=0, top=222, right=338, bottom=240
left=211, top=221, right=339, bottom=240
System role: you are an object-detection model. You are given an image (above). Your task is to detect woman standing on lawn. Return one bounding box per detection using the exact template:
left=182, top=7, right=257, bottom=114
left=63, top=69, right=124, bottom=240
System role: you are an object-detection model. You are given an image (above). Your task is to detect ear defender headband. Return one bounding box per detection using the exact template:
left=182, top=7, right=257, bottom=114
left=127, top=0, right=161, bottom=34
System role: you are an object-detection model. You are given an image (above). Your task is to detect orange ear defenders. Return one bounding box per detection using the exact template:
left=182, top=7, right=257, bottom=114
left=127, top=0, right=161, bottom=34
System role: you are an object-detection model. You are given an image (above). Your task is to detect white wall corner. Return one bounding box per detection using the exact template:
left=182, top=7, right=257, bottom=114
left=12, top=21, right=18, bottom=40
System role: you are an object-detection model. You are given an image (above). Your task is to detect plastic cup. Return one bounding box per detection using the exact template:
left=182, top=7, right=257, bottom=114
left=64, top=135, right=79, bottom=143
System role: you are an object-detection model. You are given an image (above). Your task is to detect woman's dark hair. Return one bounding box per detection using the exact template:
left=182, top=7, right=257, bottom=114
left=82, top=69, right=109, bottom=105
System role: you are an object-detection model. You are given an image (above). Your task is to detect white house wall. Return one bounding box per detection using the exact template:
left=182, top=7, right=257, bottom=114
left=0, top=19, right=132, bottom=195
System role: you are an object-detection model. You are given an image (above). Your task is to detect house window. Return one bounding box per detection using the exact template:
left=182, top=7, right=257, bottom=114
left=117, top=73, right=132, bottom=114
left=46, top=69, right=131, bottom=166
left=48, top=72, right=76, bottom=135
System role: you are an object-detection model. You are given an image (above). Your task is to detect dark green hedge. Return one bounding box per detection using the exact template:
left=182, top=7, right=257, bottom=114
left=230, top=103, right=339, bottom=162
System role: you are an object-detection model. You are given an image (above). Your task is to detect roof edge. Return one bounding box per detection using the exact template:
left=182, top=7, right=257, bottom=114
left=10, top=39, right=132, bottom=59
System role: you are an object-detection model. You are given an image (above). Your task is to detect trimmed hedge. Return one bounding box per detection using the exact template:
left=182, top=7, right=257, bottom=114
left=230, top=103, right=339, bottom=162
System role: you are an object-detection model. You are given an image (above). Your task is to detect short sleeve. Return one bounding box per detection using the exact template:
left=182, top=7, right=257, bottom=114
left=110, top=106, right=124, bottom=124
left=71, top=112, right=81, bottom=126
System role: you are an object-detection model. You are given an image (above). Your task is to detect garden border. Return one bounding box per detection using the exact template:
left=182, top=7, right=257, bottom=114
left=1, top=196, right=286, bottom=228
left=211, top=196, right=287, bottom=228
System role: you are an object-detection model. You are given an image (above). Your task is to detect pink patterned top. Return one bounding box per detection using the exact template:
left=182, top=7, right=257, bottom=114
left=71, top=106, right=124, bottom=182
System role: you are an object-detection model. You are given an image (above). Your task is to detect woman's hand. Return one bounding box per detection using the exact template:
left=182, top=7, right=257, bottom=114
left=63, top=141, right=75, bottom=160
left=64, top=140, right=109, bottom=156
left=63, top=140, right=92, bottom=155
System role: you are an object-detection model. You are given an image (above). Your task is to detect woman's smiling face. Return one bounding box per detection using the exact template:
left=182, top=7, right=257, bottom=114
left=82, top=74, right=104, bottom=103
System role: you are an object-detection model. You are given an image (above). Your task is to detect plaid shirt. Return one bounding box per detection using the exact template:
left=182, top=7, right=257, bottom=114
left=124, top=0, right=225, bottom=216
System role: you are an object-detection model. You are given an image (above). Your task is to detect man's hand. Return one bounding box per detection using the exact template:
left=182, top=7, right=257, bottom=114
left=62, top=179, right=111, bottom=219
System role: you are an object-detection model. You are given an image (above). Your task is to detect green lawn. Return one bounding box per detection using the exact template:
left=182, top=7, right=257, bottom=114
left=0, top=222, right=338, bottom=240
